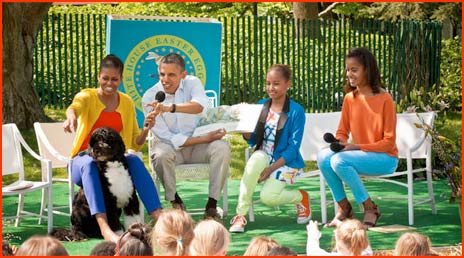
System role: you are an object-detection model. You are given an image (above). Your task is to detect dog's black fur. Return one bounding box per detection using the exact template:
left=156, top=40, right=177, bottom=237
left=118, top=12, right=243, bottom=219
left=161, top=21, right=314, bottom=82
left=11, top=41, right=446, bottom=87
left=51, top=127, right=140, bottom=241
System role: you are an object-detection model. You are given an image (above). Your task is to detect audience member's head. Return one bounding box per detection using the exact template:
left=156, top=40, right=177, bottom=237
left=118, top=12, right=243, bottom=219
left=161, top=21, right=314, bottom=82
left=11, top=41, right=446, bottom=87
left=115, top=222, right=152, bottom=256
left=119, top=238, right=152, bottom=256
left=394, top=232, right=434, bottom=256
left=265, top=246, right=297, bottom=256
left=151, top=209, right=194, bottom=256
left=244, top=236, right=280, bottom=256
left=15, top=235, right=69, bottom=256
left=2, top=240, right=14, bottom=256
left=190, top=219, right=230, bottom=256
left=89, top=241, right=116, bottom=256
left=334, top=219, right=369, bottom=256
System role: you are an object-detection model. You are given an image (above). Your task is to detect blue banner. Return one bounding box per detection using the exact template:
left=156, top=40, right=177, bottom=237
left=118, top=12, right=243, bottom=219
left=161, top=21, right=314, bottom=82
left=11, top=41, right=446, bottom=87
left=106, top=16, right=222, bottom=127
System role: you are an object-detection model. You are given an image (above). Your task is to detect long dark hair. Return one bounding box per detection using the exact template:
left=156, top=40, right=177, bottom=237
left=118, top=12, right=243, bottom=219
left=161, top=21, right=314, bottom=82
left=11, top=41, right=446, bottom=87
left=343, top=47, right=385, bottom=95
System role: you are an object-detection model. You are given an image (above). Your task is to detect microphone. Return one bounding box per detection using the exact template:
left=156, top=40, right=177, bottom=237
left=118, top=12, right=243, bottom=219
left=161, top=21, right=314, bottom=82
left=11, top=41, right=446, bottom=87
left=330, top=142, right=345, bottom=152
left=323, top=132, right=344, bottom=152
left=145, top=91, right=166, bottom=127
left=155, top=91, right=166, bottom=103
left=323, top=133, right=339, bottom=143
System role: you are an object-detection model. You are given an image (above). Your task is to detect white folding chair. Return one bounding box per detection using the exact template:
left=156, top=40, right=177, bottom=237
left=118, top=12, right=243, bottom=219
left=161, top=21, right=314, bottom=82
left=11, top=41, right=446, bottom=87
left=2, top=123, right=53, bottom=233
left=148, top=89, right=229, bottom=218
left=33, top=122, right=75, bottom=217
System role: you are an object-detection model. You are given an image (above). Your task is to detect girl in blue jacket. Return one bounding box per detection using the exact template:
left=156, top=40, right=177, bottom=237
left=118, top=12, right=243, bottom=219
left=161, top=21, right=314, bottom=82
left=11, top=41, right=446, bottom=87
left=229, top=64, right=310, bottom=233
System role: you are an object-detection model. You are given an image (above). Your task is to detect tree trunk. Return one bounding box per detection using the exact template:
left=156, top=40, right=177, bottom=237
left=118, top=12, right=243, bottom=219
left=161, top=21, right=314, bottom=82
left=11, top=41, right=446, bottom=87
left=293, top=2, right=319, bottom=38
left=2, top=2, right=52, bottom=129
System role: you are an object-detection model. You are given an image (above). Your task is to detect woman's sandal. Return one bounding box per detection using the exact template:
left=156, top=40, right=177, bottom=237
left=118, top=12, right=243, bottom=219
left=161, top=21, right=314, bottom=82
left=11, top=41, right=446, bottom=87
left=363, top=206, right=381, bottom=229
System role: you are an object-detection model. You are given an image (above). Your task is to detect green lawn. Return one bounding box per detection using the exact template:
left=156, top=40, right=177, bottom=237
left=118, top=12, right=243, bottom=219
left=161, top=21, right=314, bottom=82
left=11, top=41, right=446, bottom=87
left=2, top=178, right=461, bottom=255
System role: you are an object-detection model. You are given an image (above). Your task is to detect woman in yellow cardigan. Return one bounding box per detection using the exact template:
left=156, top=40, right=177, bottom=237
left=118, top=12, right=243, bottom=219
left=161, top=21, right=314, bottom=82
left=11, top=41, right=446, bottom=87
left=63, top=54, right=162, bottom=243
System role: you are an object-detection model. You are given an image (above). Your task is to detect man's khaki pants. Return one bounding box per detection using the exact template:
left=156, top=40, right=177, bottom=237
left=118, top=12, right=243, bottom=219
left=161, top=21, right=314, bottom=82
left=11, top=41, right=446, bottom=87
left=150, top=139, right=231, bottom=202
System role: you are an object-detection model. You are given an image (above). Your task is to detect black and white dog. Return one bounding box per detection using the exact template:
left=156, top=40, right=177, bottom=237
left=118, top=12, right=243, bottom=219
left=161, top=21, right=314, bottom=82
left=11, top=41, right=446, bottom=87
left=52, top=127, right=142, bottom=241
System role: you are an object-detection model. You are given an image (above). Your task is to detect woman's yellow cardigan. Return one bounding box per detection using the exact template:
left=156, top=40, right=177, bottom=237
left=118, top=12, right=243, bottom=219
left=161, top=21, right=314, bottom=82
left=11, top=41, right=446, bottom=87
left=68, top=88, right=142, bottom=157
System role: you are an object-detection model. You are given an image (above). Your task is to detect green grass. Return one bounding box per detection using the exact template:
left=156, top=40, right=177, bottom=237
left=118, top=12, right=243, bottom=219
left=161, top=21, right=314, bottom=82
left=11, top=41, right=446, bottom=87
left=5, top=110, right=461, bottom=185
left=2, top=179, right=461, bottom=255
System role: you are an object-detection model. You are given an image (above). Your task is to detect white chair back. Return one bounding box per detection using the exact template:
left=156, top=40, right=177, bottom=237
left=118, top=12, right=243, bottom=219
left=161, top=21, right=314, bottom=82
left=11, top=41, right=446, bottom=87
left=300, top=112, right=342, bottom=161
left=396, top=112, right=435, bottom=159
left=2, top=124, right=26, bottom=177
left=34, top=122, right=75, bottom=168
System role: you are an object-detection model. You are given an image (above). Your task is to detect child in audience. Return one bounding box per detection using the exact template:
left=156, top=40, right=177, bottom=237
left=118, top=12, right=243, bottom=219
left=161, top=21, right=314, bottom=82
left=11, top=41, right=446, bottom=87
left=393, top=232, right=435, bottom=256
left=119, top=238, right=152, bottom=256
left=115, top=223, right=152, bottom=256
left=265, top=246, right=297, bottom=256
left=306, top=219, right=373, bottom=256
left=2, top=240, right=15, bottom=256
left=15, top=235, right=69, bottom=256
left=151, top=209, right=194, bottom=256
left=244, top=236, right=280, bottom=256
left=230, top=64, right=310, bottom=233
left=190, top=219, right=230, bottom=256
left=89, top=241, right=116, bottom=256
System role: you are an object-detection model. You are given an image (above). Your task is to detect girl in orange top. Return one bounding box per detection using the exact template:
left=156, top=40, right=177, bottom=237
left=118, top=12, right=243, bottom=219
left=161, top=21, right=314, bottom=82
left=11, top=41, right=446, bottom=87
left=316, top=47, right=398, bottom=229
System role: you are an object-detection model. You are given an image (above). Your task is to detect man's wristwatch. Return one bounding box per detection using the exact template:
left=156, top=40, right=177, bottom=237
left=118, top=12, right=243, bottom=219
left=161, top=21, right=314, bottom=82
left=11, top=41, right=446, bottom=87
left=170, top=103, right=176, bottom=113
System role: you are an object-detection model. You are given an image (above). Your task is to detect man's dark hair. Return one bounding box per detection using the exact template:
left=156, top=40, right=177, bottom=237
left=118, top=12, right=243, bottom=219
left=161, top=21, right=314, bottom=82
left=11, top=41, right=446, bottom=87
left=159, top=53, right=186, bottom=71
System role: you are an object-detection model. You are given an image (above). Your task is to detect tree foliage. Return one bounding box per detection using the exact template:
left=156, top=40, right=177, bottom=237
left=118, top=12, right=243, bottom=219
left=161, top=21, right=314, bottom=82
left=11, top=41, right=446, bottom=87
left=332, top=2, right=461, bottom=25
left=50, top=2, right=293, bottom=18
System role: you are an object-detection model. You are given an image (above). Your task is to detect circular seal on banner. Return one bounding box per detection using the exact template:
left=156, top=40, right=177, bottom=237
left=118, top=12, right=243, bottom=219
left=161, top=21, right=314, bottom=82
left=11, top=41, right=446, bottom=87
left=123, top=35, right=206, bottom=112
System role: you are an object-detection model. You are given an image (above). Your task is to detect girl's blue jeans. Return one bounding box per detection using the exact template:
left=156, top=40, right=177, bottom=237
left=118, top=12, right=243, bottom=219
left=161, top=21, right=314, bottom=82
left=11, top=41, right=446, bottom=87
left=317, top=148, right=398, bottom=204
left=71, top=153, right=162, bottom=215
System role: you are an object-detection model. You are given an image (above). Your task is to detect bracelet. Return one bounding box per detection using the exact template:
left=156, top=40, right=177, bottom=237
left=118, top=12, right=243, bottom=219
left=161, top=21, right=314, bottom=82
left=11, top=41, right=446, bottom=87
left=170, top=103, right=176, bottom=113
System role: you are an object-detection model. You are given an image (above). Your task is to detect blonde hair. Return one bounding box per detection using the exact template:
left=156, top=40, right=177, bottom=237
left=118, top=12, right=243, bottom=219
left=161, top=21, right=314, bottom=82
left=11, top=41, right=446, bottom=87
left=394, top=232, right=432, bottom=256
left=335, top=219, right=369, bottom=256
left=190, top=219, right=230, bottom=256
left=15, top=235, right=69, bottom=256
left=151, top=209, right=194, bottom=256
left=243, top=236, right=279, bottom=256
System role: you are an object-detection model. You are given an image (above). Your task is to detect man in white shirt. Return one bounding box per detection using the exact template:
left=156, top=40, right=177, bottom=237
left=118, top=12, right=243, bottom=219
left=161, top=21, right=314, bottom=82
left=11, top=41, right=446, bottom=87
left=142, top=53, right=230, bottom=219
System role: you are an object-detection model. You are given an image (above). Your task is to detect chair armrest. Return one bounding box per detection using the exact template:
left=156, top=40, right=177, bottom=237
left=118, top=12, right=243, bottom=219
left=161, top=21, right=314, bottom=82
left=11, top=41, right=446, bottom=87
left=409, top=132, right=429, bottom=153
left=16, top=131, right=46, bottom=162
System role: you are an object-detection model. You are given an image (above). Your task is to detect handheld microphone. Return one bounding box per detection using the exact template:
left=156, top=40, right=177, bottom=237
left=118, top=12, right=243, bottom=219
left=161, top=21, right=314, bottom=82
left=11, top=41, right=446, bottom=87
left=323, top=133, right=339, bottom=143
left=330, top=142, right=345, bottom=152
left=323, top=132, right=344, bottom=152
left=145, top=91, right=166, bottom=127
left=155, top=91, right=166, bottom=103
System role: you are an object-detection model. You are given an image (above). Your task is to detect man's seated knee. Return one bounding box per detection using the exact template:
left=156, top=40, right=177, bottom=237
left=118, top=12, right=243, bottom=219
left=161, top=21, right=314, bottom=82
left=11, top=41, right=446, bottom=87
left=208, top=139, right=231, bottom=157
left=151, top=149, right=177, bottom=164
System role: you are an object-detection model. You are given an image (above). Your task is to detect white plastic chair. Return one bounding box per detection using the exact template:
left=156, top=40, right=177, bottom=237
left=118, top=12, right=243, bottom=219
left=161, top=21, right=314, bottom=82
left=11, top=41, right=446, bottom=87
left=2, top=123, right=53, bottom=233
left=33, top=122, right=75, bottom=216
left=148, top=89, right=229, bottom=218
left=321, top=112, right=437, bottom=225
